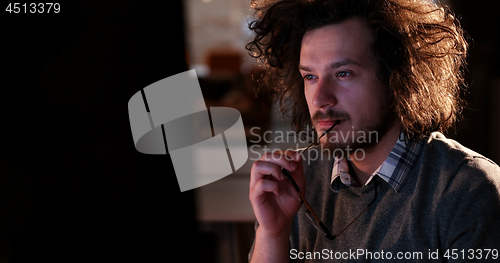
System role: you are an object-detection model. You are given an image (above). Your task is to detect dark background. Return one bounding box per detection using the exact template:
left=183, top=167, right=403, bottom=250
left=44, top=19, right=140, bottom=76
left=1, top=1, right=200, bottom=262
left=448, top=0, right=500, bottom=163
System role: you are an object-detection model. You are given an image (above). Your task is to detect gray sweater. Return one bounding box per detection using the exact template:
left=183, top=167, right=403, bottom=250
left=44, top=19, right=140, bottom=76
left=250, top=132, right=500, bottom=262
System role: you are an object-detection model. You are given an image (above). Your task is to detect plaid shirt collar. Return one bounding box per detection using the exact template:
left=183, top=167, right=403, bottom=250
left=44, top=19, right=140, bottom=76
left=330, top=134, right=423, bottom=193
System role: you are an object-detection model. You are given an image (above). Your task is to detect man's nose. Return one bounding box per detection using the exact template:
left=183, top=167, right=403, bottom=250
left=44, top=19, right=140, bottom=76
left=312, top=77, right=337, bottom=109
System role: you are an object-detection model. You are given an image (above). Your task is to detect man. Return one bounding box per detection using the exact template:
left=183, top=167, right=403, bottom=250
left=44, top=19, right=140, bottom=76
left=246, top=0, right=500, bottom=262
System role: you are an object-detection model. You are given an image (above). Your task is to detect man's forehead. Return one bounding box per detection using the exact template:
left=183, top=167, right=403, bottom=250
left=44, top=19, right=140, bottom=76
left=299, top=18, right=374, bottom=69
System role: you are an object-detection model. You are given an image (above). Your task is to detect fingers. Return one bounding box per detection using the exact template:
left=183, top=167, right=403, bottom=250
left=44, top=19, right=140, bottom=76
left=253, top=177, right=282, bottom=198
left=263, top=150, right=301, bottom=166
left=249, top=151, right=305, bottom=207
left=250, top=151, right=302, bottom=189
left=248, top=150, right=306, bottom=227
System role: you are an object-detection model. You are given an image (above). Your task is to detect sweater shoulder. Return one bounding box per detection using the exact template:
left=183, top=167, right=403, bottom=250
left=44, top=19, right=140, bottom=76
left=426, top=132, right=491, bottom=160
left=417, top=132, right=500, bottom=192
left=423, top=132, right=499, bottom=171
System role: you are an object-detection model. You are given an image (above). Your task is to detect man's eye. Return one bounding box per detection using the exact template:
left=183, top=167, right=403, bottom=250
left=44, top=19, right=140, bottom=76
left=303, top=74, right=315, bottom=80
left=336, top=71, right=351, bottom=78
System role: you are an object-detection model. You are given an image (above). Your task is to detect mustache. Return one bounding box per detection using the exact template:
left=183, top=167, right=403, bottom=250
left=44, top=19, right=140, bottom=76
left=312, top=109, right=350, bottom=123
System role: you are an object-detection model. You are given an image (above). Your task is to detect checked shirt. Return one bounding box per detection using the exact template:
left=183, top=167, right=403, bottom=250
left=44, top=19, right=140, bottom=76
left=331, top=135, right=424, bottom=193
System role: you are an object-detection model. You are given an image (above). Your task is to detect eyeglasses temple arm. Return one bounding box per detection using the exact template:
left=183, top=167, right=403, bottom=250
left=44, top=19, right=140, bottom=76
left=282, top=168, right=335, bottom=239
left=282, top=168, right=322, bottom=223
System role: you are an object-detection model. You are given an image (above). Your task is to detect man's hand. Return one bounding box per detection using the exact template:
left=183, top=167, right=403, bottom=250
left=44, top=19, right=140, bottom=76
left=249, top=151, right=304, bottom=263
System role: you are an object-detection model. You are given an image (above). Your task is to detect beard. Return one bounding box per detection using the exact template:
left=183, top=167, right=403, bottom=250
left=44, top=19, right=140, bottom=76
left=312, top=102, right=397, bottom=160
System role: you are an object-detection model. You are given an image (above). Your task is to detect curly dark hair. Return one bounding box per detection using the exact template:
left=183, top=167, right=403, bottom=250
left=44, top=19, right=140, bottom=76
left=246, top=0, right=468, bottom=140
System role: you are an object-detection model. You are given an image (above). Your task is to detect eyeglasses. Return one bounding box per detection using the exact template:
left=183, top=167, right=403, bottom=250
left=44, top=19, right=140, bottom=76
left=282, top=168, right=378, bottom=240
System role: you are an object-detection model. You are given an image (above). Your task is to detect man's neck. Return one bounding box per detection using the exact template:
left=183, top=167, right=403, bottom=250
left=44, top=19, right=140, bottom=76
left=349, top=124, right=401, bottom=186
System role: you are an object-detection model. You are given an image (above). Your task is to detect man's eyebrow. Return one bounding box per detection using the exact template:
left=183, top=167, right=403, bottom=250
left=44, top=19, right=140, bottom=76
left=327, top=59, right=361, bottom=69
left=299, top=59, right=361, bottom=72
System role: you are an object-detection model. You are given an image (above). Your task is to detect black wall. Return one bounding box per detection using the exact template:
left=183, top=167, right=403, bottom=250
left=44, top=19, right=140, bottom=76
left=1, top=1, right=199, bottom=262
left=448, top=0, right=500, bottom=162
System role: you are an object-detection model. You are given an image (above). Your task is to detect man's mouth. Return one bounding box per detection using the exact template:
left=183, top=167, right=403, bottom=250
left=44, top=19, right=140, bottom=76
left=316, top=119, right=345, bottom=131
